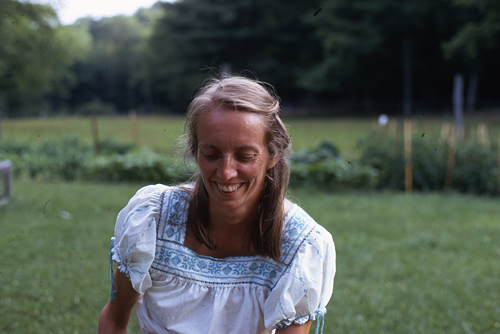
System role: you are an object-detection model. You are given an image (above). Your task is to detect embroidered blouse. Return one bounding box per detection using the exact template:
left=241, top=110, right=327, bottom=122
left=109, top=184, right=336, bottom=334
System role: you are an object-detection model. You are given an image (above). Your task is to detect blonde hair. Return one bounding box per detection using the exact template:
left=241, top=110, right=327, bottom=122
left=183, top=76, right=291, bottom=262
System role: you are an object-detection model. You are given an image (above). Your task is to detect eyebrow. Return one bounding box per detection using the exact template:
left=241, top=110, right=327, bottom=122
left=199, top=143, right=260, bottom=151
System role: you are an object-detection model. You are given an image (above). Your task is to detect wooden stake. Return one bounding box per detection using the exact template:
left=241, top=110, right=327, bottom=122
left=477, top=123, right=489, bottom=146
left=129, top=109, right=139, bottom=146
left=440, top=122, right=451, bottom=145
left=91, top=112, right=100, bottom=156
left=404, top=119, right=413, bottom=193
left=444, top=126, right=456, bottom=190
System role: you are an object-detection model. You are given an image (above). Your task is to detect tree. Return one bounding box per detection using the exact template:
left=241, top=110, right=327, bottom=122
left=298, top=0, right=408, bottom=112
left=141, top=0, right=322, bottom=112
left=67, top=5, right=161, bottom=113
left=0, top=0, right=90, bottom=116
left=442, top=0, right=500, bottom=112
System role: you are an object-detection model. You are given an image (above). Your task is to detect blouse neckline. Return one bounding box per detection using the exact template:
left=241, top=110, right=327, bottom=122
left=177, top=203, right=299, bottom=261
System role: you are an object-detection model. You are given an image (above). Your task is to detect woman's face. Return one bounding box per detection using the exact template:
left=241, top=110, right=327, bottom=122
left=196, top=108, right=275, bottom=216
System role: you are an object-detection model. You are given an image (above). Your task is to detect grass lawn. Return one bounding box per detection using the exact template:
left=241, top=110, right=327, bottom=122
left=1, top=180, right=499, bottom=333
left=5, top=114, right=500, bottom=160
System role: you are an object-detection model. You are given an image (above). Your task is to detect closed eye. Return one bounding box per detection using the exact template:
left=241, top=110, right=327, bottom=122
left=237, top=155, right=256, bottom=162
left=202, top=153, right=219, bottom=160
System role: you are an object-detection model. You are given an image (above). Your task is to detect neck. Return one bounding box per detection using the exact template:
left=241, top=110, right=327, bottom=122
left=208, top=202, right=258, bottom=236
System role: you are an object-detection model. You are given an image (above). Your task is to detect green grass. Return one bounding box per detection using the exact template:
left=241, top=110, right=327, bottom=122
left=3, top=115, right=500, bottom=160
left=1, top=181, right=499, bottom=333
left=2, top=115, right=500, bottom=333
left=0, top=181, right=145, bottom=334
left=1, top=116, right=186, bottom=156
left=295, top=190, right=500, bottom=334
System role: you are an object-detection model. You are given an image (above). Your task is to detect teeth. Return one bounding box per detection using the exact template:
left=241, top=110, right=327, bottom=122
left=217, top=183, right=241, bottom=193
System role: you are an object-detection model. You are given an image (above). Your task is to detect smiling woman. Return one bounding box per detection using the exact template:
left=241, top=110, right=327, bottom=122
left=98, top=76, right=336, bottom=334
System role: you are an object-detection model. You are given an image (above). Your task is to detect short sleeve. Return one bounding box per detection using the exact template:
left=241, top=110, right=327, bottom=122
left=111, top=184, right=167, bottom=294
left=264, top=224, right=336, bottom=330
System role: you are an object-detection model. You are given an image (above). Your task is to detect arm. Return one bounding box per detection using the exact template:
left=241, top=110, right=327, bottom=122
left=276, top=321, right=312, bottom=334
left=98, top=269, right=140, bottom=334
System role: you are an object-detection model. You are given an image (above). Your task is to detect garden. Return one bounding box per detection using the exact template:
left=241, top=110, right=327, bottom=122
left=1, top=115, right=499, bottom=333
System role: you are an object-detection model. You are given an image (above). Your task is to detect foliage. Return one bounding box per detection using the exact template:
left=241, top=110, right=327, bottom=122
left=2, top=0, right=500, bottom=116
left=141, top=0, right=322, bottom=111
left=87, top=148, right=190, bottom=183
left=67, top=6, right=162, bottom=113
left=358, top=132, right=500, bottom=195
left=0, top=137, right=192, bottom=184
left=0, top=0, right=91, bottom=115
left=0, top=137, right=137, bottom=181
left=1, top=138, right=91, bottom=181
left=290, top=141, right=378, bottom=190
left=442, top=0, right=500, bottom=59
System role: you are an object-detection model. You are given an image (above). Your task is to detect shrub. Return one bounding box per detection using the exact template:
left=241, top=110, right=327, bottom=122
left=358, top=132, right=500, bottom=196
left=1, top=138, right=92, bottom=181
left=0, top=137, right=136, bottom=182
left=98, top=137, right=136, bottom=155
left=86, top=148, right=190, bottom=183
left=290, top=141, right=378, bottom=190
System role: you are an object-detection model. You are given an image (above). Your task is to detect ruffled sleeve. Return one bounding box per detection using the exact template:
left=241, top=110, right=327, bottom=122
left=264, top=224, right=336, bottom=332
left=110, top=184, right=167, bottom=294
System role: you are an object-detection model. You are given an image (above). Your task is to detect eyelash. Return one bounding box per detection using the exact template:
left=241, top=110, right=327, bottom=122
left=202, top=153, right=255, bottom=162
left=238, top=155, right=254, bottom=162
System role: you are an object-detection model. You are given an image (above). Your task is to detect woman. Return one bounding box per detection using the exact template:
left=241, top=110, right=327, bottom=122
left=98, top=76, right=336, bottom=334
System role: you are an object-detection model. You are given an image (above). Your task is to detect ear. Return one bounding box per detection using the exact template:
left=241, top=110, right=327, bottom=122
left=266, top=155, right=279, bottom=170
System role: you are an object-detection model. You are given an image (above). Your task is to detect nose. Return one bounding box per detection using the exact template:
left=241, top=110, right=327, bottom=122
left=217, top=156, right=237, bottom=181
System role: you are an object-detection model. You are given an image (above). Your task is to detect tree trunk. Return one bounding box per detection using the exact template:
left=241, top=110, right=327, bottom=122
left=453, top=73, right=464, bottom=139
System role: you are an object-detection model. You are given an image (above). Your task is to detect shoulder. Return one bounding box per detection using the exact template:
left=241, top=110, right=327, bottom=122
left=115, top=184, right=192, bottom=232
left=125, top=183, right=191, bottom=211
left=281, top=204, right=335, bottom=265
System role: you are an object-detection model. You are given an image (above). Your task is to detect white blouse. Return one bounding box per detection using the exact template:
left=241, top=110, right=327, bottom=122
left=109, top=184, right=336, bottom=334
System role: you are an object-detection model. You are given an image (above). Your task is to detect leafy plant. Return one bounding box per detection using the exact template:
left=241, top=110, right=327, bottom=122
left=358, top=132, right=500, bottom=196
left=87, top=148, right=190, bottom=183
left=290, top=141, right=378, bottom=190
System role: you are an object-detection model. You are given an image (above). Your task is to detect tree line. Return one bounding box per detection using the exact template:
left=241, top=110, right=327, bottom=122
left=1, top=0, right=499, bottom=118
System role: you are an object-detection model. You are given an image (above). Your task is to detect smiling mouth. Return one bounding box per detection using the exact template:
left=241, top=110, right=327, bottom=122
left=215, top=182, right=242, bottom=193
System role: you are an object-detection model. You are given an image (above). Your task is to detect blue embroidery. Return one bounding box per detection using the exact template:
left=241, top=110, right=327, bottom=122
left=108, top=185, right=331, bottom=332
left=150, top=187, right=318, bottom=290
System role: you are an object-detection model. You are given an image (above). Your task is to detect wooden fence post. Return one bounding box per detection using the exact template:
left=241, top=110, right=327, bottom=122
left=477, top=123, right=489, bottom=146
left=440, top=122, right=451, bottom=145
left=444, top=126, right=456, bottom=190
left=404, top=119, right=413, bottom=193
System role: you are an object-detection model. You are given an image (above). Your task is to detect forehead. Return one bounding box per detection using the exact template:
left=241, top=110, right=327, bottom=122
left=196, top=108, right=267, bottom=147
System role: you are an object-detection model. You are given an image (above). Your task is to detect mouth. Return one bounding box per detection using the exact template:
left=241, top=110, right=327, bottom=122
left=215, top=182, right=243, bottom=193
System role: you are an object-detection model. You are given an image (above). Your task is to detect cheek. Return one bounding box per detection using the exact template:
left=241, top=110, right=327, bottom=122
left=197, top=159, right=216, bottom=174
left=242, top=162, right=268, bottom=180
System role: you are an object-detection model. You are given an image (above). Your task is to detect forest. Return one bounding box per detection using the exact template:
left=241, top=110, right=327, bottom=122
left=1, top=0, right=499, bottom=117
